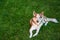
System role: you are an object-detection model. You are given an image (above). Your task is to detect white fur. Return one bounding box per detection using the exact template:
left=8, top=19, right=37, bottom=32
left=29, top=17, right=43, bottom=38
left=29, top=23, right=43, bottom=38
left=29, top=16, right=58, bottom=38
left=43, top=17, right=58, bottom=26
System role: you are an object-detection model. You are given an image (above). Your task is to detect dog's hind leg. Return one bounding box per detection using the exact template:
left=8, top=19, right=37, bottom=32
left=33, top=23, right=43, bottom=37
left=29, top=28, right=33, bottom=38
left=33, top=28, right=40, bottom=37
left=29, top=26, right=36, bottom=38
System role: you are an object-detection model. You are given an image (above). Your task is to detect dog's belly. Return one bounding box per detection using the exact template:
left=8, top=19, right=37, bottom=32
left=31, top=25, right=39, bottom=30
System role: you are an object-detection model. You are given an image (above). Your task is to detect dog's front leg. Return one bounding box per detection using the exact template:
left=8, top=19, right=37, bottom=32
left=45, top=22, right=48, bottom=26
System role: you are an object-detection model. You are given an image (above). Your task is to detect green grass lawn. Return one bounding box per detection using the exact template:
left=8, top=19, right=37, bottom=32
left=0, top=0, right=60, bottom=40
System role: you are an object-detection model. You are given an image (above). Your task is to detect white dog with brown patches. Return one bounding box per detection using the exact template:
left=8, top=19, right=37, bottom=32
left=29, top=11, right=58, bottom=38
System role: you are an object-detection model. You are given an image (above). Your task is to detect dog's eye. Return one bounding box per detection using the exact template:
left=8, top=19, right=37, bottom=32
left=37, top=20, right=39, bottom=22
left=40, top=16, right=42, bottom=18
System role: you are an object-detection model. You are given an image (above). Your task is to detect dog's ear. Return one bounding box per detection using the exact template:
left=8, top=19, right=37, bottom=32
left=40, top=11, right=44, bottom=15
left=40, top=11, right=44, bottom=16
left=39, top=11, right=44, bottom=17
left=33, top=11, right=37, bottom=16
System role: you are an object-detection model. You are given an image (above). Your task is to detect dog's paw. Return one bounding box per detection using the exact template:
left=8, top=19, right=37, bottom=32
left=33, top=34, right=37, bottom=37
left=29, top=36, right=32, bottom=38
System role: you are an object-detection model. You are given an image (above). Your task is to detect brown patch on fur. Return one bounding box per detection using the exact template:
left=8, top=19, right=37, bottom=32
left=30, top=17, right=38, bottom=26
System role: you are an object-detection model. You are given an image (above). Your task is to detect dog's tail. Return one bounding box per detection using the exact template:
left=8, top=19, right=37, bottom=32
left=47, top=18, right=58, bottom=23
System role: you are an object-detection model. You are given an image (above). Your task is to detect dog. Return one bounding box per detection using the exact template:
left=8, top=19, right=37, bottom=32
left=29, top=11, right=58, bottom=38
left=29, top=11, right=44, bottom=38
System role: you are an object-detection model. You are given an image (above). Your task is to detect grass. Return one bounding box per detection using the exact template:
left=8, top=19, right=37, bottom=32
left=0, top=0, right=60, bottom=40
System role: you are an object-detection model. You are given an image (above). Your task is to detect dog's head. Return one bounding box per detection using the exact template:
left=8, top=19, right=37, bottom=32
left=33, top=11, right=44, bottom=19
